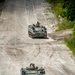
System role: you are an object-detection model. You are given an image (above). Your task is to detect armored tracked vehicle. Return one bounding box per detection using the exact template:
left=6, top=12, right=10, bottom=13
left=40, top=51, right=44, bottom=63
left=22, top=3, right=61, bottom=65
left=21, top=63, right=46, bottom=75
left=28, top=22, right=47, bottom=38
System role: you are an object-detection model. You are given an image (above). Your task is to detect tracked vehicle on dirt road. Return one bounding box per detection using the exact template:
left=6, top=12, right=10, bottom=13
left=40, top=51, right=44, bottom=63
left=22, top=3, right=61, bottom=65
left=21, top=63, right=46, bottom=75
left=28, top=22, right=47, bottom=38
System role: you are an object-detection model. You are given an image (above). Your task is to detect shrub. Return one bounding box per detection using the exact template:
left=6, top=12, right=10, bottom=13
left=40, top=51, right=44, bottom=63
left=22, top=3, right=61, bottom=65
left=64, top=25, right=75, bottom=55
left=55, top=3, right=67, bottom=17
left=64, top=38, right=75, bottom=55
left=57, top=19, right=75, bottom=31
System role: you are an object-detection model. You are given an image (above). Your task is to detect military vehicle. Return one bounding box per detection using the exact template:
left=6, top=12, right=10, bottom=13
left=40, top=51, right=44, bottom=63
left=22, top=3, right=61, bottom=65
left=21, top=63, right=46, bottom=75
left=28, top=22, right=47, bottom=38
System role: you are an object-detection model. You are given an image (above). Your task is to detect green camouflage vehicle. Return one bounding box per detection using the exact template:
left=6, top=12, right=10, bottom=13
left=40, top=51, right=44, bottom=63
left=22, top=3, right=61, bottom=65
left=28, top=22, right=47, bottom=38
left=21, top=63, right=46, bottom=75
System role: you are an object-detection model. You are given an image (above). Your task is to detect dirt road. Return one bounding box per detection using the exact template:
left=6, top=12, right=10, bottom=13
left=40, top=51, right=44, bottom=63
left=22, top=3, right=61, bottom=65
left=0, top=0, right=75, bottom=75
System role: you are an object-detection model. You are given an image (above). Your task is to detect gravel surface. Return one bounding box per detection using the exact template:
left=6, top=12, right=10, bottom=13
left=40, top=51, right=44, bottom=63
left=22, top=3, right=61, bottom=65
left=0, top=0, right=75, bottom=75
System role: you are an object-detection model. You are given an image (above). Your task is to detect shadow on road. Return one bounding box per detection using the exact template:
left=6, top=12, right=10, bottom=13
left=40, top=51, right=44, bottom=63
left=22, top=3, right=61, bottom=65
left=32, top=37, right=49, bottom=39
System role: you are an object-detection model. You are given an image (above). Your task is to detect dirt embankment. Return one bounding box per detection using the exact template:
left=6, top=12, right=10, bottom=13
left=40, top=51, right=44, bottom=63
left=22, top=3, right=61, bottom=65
left=48, top=29, right=72, bottom=40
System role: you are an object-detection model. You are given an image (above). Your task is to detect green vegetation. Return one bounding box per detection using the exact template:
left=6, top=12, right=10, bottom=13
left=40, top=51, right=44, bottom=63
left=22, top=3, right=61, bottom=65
left=47, top=0, right=75, bottom=55
left=55, top=3, right=67, bottom=17
left=56, top=19, right=75, bottom=31
left=46, top=0, right=75, bottom=21
left=64, top=38, right=75, bottom=55
left=47, top=0, right=67, bottom=17
left=64, top=25, right=75, bottom=55
left=46, top=0, right=75, bottom=30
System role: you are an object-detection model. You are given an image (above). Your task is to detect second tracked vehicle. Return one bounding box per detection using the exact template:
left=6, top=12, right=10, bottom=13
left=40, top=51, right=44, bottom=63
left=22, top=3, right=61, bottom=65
left=21, top=63, right=46, bottom=75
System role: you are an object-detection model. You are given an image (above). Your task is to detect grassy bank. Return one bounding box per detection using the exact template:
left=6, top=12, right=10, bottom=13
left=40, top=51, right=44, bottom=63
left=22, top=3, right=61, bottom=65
left=47, top=0, right=75, bottom=55
left=56, top=19, right=75, bottom=31
left=64, top=38, right=75, bottom=55
left=64, top=25, right=75, bottom=55
left=46, top=0, right=75, bottom=31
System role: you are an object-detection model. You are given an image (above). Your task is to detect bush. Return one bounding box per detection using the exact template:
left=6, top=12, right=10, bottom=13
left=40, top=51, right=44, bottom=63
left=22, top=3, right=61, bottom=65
left=64, top=25, right=75, bottom=55
left=55, top=3, right=67, bottom=17
left=56, top=19, right=75, bottom=31
left=64, top=38, right=75, bottom=55
left=72, top=25, right=75, bottom=38
left=46, top=0, right=75, bottom=21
